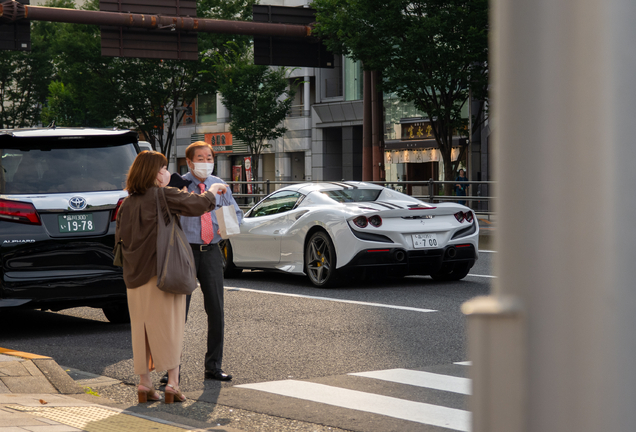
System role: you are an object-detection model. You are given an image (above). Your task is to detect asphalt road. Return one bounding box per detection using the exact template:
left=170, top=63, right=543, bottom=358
left=0, top=251, right=494, bottom=432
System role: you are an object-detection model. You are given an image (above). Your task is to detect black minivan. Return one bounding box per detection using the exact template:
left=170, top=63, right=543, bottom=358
left=0, top=128, right=139, bottom=323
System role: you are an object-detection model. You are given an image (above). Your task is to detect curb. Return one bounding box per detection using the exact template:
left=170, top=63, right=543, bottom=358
left=0, top=347, right=83, bottom=395
left=0, top=348, right=50, bottom=360
left=0, top=348, right=247, bottom=432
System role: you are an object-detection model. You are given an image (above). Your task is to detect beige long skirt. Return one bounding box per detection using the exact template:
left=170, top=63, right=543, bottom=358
left=127, top=276, right=186, bottom=375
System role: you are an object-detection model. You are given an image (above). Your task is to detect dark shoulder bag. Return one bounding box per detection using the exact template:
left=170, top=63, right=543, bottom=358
left=113, top=200, right=124, bottom=267
left=113, top=240, right=123, bottom=267
left=155, top=187, right=197, bottom=295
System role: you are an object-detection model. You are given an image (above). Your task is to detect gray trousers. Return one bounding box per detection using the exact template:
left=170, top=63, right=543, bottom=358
left=186, top=244, right=224, bottom=372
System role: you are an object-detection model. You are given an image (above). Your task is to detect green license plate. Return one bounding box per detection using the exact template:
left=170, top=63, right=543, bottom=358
left=59, top=213, right=95, bottom=233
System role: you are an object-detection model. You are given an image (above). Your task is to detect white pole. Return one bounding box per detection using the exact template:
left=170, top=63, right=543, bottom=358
left=464, top=0, right=636, bottom=431
left=304, top=75, right=310, bottom=116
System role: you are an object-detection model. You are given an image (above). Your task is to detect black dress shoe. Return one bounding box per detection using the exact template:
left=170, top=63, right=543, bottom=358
left=205, top=369, right=232, bottom=381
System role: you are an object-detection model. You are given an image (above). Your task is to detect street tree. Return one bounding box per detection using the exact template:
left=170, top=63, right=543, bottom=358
left=214, top=47, right=298, bottom=182
left=0, top=15, right=57, bottom=128
left=313, top=0, right=489, bottom=190
left=42, top=0, right=255, bottom=158
left=40, top=0, right=118, bottom=127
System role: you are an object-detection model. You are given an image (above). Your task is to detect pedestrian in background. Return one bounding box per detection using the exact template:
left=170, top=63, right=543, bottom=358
left=455, top=168, right=468, bottom=206
left=115, top=150, right=227, bottom=403
left=180, top=141, right=243, bottom=382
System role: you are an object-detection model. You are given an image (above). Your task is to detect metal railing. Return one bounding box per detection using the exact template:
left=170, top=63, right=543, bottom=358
left=226, top=179, right=495, bottom=216
left=286, top=105, right=307, bottom=117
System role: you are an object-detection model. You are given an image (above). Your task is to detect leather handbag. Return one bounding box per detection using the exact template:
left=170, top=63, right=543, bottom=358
left=112, top=240, right=123, bottom=267
left=155, top=187, right=197, bottom=295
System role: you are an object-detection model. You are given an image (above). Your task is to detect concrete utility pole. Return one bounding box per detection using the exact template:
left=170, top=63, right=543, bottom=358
left=463, top=0, right=636, bottom=431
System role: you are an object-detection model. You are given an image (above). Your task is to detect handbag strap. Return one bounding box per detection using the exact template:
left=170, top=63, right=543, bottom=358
left=156, top=187, right=172, bottom=226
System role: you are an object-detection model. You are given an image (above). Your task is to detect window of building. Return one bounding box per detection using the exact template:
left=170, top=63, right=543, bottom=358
left=322, top=55, right=343, bottom=99
left=288, top=79, right=304, bottom=117
left=384, top=93, right=426, bottom=140
left=344, top=57, right=363, bottom=101
left=197, top=93, right=217, bottom=123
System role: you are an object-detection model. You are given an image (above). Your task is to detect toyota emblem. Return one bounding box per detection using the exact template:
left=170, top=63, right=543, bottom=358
left=69, top=196, right=87, bottom=210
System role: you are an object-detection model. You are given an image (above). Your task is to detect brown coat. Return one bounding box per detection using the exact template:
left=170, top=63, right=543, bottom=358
left=115, top=186, right=216, bottom=288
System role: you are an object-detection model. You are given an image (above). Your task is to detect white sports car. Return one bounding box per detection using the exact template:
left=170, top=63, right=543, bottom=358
left=221, top=181, right=479, bottom=287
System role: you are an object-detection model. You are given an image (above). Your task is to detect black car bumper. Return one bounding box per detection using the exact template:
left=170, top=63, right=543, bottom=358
left=341, top=244, right=477, bottom=277
left=0, top=270, right=126, bottom=311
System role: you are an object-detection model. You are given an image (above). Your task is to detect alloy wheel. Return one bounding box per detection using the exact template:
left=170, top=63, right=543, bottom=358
left=306, top=232, right=334, bottom=286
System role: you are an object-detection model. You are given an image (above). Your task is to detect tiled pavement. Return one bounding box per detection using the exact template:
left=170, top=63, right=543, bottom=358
left=0, top=349, right=241, bottom=432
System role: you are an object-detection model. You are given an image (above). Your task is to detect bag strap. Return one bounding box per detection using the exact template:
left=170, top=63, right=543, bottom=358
left=218, top=190, right=231, bottom=206
left=156, top=187, right=172, bottom=226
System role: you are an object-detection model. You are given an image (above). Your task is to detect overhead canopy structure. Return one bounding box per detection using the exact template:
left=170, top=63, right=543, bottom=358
left=0, top=0, right=317, bottom=62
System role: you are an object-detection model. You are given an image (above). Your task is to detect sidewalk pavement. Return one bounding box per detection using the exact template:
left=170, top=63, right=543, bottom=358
left=0, top=348, right=243, bottom=432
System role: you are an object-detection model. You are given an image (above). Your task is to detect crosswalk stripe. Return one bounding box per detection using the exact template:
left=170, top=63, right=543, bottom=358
left=454, top=361, right=472, bottom=366
left=349, top=368, right=471, bottom=395
left=235, top=379, right=471, bottom=432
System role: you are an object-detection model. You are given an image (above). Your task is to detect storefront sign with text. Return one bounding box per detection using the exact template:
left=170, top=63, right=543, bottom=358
left=204, top=132, right=233, bottom=153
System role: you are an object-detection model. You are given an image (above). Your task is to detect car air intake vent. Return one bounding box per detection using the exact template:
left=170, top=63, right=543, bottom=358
left=350, top=228, right=393, bottom=243
left=451, top=222, right=477, bottom=239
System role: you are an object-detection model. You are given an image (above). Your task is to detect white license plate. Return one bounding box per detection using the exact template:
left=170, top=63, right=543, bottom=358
left=59, top=213, right=95, bottom=233
left=412, top=233, right=439, bottom=249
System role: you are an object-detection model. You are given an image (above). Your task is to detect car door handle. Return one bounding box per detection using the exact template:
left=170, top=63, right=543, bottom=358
left=273, top=230, right=280, bottom=234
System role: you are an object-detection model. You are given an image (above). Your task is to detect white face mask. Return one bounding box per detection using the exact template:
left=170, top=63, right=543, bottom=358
left=190, top=162, right=214, bottom=179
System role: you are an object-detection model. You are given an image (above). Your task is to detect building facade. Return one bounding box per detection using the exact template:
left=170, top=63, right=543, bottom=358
left=168, top=0, right=491, bottom=199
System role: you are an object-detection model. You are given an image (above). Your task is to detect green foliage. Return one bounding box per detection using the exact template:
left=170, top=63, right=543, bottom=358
left=313, top=0, right=489, bottom=181
left=41, top=0, right=118, bottom=127
left=83, top=387, right=99, bottom=397
left=197, top=0, right=257, bottom=53
left=0, top=15, right=57, bottom=128
left=1, top=0, right=255, bottom=160
left=214, top=47, right=298, bottom=180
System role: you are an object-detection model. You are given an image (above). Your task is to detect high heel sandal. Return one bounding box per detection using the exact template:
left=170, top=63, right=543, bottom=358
left=164, top=384, right=186, bottom=404
left=138, top=385, right=161, bottom=403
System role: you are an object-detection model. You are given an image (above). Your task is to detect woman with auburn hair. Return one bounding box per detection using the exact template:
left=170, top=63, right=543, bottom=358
left=115, top=150, right=227, bottom=404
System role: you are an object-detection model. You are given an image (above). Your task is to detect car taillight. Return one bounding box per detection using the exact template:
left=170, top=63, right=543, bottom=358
left=0, top=199, right=41, bottom=225
left=368, top=215, right=382, bottom=227
left=353, top=216, right=368, bottom=228
left=464, top=211, right=474, bottom=223
left=454, top=212, right=465, bottom=223
left=111, top=198, right=124, bottom=222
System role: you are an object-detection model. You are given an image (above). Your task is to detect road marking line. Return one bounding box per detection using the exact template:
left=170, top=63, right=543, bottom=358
left=454, top=361, right=472, bottom=366
left=235, top=380, right=470, bottom=431
left=349, top=369, right=471, bottom=395
left=225, top=287, right=437, bottom=313
left=466, top=274, right=497, bottom=278
left=478, top=250, right=497, bottom=253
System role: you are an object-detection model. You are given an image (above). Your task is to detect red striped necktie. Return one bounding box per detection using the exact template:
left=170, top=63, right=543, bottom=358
left=198, top=183, right=214, bottom=244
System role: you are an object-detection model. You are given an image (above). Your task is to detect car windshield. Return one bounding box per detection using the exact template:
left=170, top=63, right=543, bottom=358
left=0, top=143, right=137, bottom=194
left=322, top=189, right=382, bottom=203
